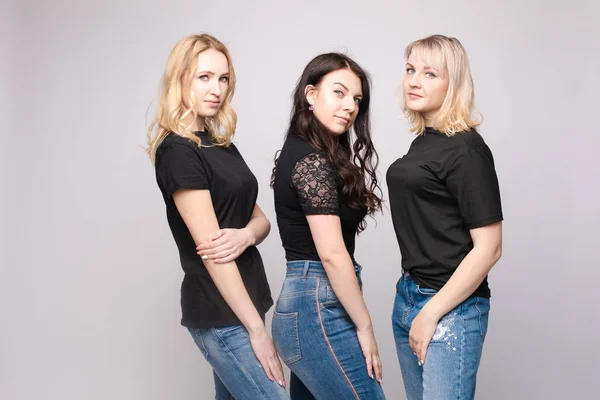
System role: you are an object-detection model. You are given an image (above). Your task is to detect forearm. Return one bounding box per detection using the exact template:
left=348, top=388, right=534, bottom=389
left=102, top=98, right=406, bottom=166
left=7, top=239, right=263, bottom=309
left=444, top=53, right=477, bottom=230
left=204, top=259, right=265, bottom=334
left=174, top=190, right=265, bottom=334
left=423, top=245, right=501, bottom=319
left=244, top=214, right=270, bottom=246
left=322, top=252, right=373, bottom=330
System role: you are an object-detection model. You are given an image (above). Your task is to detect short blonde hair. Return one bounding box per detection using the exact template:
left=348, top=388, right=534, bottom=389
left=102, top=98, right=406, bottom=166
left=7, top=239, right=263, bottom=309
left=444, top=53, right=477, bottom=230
left=146, top=34, right=237, bottom=163
left=401, top=34, right=481, bottom=136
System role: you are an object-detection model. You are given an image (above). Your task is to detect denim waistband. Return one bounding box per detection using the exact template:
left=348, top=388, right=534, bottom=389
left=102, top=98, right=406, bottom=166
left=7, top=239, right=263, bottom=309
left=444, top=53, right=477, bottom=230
left=286, top=260, right=362, bottom=278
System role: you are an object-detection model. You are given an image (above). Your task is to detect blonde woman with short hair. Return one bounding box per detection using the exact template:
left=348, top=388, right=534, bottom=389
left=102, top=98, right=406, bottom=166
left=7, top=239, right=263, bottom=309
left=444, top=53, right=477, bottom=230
left=387, top=34, right=503, bottom=400
left=147, top=34, right=289, bottom=400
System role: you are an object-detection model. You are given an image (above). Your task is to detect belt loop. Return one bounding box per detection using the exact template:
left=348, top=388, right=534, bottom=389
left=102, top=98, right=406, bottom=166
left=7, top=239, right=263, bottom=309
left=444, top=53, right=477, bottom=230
left=302, top=261, right=310, bottom=280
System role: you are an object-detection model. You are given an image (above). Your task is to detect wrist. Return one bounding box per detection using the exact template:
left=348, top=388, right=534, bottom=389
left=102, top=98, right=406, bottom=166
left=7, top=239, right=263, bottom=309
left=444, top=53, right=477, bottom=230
left=246, top=320, right=265, bottom=336
left=422, top=300, right=445, bottom=320
left=356, top=320, right=373, bottom=332
left=242, top=227, right=256, bottom=247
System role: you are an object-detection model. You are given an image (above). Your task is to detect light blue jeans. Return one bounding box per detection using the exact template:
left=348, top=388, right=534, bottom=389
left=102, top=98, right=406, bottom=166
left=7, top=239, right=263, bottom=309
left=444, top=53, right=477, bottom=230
left=272, top=260, right=386, bottom=399
left=188, top=324, right=290, bottom=400
left=392, top=272, right=490, bottom=400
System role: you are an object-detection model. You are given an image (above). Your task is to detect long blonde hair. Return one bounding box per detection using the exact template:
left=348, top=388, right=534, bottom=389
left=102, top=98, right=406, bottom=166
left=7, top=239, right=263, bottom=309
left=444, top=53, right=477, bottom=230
left=401, top=34, right=481, bottom=136
left=146, top=34, right=237, bottom=163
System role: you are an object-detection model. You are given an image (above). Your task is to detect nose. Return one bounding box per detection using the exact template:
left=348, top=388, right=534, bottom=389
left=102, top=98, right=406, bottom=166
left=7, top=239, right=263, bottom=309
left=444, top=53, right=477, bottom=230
left=409, top=73, right=420, bottom=88
left=343, top=96, right=357, bottom=113
left=210, top=78, right=222, bottom=96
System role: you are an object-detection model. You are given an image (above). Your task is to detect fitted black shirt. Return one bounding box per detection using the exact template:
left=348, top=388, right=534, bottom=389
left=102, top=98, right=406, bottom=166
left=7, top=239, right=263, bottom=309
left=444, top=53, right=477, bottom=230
left=386, top=128, right=503, bottom=298
left=274, top=134, right=367, bottom=262
left=155, top=131, right=273, bottom=328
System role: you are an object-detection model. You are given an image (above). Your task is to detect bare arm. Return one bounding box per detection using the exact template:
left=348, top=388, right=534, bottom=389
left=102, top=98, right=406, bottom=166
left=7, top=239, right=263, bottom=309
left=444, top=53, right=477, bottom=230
left=244, top=204, right=271, bottom=246
left=307, top=214, right=382, bottom=381
left=410, top=222, right=502, bottom=364
left=423, top=222, right=502, bottom=319
left=173, top=189, right=284, bottom=386
left=196, top=204, right=271, bottom=263
left=307, top=215, right=372, bottom=330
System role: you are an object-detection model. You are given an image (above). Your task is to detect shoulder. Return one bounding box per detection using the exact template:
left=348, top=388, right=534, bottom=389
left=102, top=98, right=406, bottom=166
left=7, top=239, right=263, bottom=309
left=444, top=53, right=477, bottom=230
left=156, top=133, right=203, bottom=165
left=453, top=129, right=490, bottom=151
left=284, top=134, right=323, bottom=157
left=158, top=133, right=199, bottom=152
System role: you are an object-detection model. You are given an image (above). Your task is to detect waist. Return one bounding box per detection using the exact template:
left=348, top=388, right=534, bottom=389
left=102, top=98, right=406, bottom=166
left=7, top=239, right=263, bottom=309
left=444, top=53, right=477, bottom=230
left=286, top=260, right=362, bottom=278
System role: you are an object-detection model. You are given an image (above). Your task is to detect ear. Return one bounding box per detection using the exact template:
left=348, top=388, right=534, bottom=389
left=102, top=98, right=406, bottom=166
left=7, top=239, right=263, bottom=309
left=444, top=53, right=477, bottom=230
left=304, top=84, right=316, bottom=106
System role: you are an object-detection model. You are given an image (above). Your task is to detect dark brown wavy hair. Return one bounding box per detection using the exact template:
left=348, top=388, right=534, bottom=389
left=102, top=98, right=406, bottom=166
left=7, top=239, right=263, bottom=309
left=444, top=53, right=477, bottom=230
left=271, top=53, right=382, bottom=231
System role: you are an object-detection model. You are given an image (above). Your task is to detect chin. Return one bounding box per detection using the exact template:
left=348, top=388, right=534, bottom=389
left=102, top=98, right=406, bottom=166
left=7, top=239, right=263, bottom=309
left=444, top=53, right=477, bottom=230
left=326, top=126, right=347, bottom=135
left=198, top=110, right=219, bottom=119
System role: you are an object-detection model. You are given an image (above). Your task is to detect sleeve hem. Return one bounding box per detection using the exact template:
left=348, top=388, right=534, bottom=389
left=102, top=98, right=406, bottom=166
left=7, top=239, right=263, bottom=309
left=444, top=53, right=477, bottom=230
left=465, top=214, right=503, bottom=229
left=167, top=183, right=211, bottom=199
left=303, top=208, right=340, bottom=217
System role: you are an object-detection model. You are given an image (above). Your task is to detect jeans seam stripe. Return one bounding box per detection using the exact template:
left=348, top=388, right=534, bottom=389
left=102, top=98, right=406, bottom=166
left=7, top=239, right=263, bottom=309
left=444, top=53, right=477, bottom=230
left=315, top=277, right=361, bottom=400
left=213, top=328, right=269, bottom=400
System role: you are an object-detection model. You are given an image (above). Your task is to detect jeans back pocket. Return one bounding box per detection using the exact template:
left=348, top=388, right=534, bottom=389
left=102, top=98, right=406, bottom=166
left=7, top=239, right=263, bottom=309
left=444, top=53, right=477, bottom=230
left=271, top=311, right=302, bottom=365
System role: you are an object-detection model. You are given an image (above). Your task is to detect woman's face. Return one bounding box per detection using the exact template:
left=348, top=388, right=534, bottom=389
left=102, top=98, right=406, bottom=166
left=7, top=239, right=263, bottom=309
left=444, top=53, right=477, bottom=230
left=403, top=53, right=449, bottom=122
left=189, top=48, right=230, bottom=130
left=305, top=68, right=363, bottom=135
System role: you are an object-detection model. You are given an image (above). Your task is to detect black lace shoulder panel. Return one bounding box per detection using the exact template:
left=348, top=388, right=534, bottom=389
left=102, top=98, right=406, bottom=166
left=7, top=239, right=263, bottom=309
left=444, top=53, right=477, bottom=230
left=291, top=152, right=339, bottom=216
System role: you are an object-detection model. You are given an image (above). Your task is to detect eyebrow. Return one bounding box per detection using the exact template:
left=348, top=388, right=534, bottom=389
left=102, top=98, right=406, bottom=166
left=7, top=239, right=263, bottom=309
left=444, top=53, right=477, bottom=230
left=195, top=70, right=230, bottom=76
left=406, top=63, right=439, bottom=73
left=334, top=82, right=362, bottom=97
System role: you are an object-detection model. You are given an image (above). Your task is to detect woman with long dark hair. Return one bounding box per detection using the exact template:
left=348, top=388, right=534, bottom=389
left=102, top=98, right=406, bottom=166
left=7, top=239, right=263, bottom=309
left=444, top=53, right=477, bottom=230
left=271, top=53, right=386, bottom=399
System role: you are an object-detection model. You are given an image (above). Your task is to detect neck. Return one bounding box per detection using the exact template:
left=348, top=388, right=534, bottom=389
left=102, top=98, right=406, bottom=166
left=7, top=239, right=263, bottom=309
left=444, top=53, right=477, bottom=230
left=187, top=115, right=206, bottom=132
left=423, top=111, right=437, bottom=128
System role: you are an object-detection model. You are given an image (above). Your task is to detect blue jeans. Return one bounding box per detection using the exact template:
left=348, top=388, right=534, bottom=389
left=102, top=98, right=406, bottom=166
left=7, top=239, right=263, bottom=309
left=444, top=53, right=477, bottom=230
left=392, top=272, right=490, bottom=400
left=272, top=261, right=386, bottom=400
left=188, top=324, right=290, bottom=400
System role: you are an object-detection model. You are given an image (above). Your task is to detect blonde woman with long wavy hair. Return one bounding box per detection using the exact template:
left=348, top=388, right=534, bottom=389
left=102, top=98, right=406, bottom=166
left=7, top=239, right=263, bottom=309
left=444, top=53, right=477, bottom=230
left=386, top=34, right=503, bottom=399
left=147, top=34, right=289, bottom=400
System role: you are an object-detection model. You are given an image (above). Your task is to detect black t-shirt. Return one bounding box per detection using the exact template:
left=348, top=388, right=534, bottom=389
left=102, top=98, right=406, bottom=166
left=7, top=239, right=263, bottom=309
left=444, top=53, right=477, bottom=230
left=155, top=131, right=273, bottom=328
left=386, top=128, right=503, bottom=298
left=273, top=134, right=367, bottom=262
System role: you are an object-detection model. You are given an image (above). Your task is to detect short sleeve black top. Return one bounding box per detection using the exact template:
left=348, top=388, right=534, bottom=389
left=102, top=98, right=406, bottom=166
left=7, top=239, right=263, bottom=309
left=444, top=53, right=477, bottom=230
left=273, top=134, right=367, bottom=262
left=155, top=131, right=273, bottom=328
left=386, top=128, right=503, bottom=298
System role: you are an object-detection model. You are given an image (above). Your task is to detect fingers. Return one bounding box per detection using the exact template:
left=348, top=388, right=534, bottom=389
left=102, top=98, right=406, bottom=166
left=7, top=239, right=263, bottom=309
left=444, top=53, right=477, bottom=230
left=258, top=357, right=274, bottom=382
left=372, top=354, right=383, bottom=382
left=365, top=352, right=374, bottom=380
left=409, top=335, right=424, bottom=366
left=198, top=243, right=230, bottom=258
left=197, top=237, right=228, bottom=254
left=409, top=335, right=417, bottom=357
left=419, top=338, right=430, bottom=365
left=268, top=355, right=286, bottom=388
left=211, top=229, right=226, bottom=240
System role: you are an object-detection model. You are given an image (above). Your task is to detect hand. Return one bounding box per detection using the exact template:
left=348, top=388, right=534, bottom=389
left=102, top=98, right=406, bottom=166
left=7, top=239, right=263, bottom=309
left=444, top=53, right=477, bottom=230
left=409, top=307, right=440, bottom=366
left=248, top=327, right=286, bottom=387
left=356, top=326, right=383, bottom=382
left=196, top=228, right=253, bottom=263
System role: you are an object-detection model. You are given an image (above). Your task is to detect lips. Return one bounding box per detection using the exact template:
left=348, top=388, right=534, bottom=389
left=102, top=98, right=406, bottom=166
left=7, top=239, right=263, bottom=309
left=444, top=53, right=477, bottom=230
left=205, top=100, right=220, bottom=107
left=408, top=93, right=423, bottom=99
left=335, top=116, right=350, bottom=124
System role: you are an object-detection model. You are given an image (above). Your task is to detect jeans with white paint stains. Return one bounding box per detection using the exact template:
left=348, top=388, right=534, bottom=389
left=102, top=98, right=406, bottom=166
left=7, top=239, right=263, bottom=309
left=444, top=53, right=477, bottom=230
left=392, top=272, right=490, bottom=400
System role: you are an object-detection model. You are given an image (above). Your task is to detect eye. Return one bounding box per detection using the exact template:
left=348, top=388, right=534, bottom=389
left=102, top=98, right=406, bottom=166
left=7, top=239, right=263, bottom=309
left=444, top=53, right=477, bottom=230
left=334, top=89, right=344, bottom=97
left=425, top=72, right=437, bottom=78
left=198, top=74, right=209, bottom=81
left=354, top=97, right=362, bottom=104
left=406, top=68, right=415, bottom=74
left=219, top=76, right=229, bottom=83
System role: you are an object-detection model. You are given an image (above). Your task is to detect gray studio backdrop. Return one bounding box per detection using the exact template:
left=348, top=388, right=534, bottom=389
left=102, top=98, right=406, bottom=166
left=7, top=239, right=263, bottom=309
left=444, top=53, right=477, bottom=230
left=2, top=0, right=598, bottom=399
